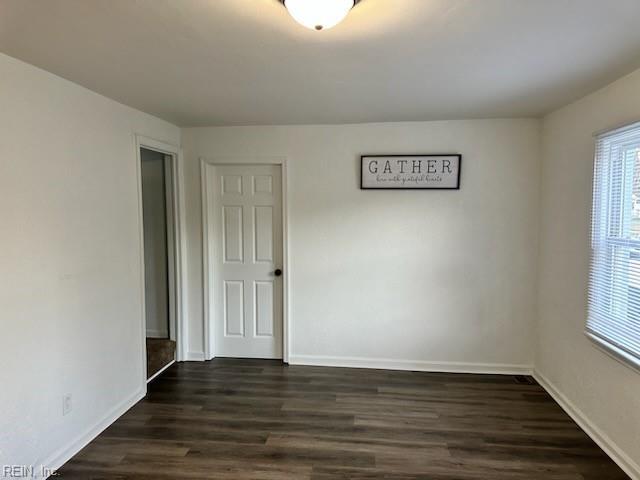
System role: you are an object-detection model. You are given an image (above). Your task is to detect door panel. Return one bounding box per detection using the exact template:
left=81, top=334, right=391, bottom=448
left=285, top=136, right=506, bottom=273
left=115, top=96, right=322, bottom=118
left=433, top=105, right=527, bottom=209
left=222, top=206, right=244, bottom=263
left=224, top=280, right=245, bottom=337
left=255, top=281, right=274, bottom=337
left=253, top=175, right=273, bottom=194
left=254, top=206, right=274, bottom=263
left=222, top=175, right=243, bottom=194
left=209, top=164, right=283, bottom=359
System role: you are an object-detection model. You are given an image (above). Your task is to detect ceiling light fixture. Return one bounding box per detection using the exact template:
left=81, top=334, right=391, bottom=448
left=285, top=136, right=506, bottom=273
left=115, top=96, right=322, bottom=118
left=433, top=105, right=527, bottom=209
left=279, top=0, right=361, bottom=31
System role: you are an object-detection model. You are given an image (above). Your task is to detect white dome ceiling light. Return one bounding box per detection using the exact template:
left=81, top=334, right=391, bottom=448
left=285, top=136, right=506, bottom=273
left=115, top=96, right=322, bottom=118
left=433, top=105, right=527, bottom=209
left=279, top=0, right=361, bottom=31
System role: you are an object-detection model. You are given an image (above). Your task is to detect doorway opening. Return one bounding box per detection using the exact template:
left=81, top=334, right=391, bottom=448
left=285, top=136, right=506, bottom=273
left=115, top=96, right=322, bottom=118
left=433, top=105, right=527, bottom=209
left=140, top=147, right=177, bottom=380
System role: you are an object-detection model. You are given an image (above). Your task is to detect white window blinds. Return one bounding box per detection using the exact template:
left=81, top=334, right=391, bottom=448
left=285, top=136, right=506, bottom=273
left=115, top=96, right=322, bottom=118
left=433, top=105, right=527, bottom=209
left=588, top=122, right=640, bottom=365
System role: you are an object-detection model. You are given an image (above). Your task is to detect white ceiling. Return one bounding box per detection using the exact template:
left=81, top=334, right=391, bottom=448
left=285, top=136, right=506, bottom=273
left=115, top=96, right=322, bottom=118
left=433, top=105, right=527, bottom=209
left=1, top=0, right=640, bottom=126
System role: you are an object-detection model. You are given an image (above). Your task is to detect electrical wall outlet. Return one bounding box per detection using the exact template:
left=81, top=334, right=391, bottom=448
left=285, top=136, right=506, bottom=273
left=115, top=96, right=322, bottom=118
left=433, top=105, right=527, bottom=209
left=62, top=394, right=72, bottom=416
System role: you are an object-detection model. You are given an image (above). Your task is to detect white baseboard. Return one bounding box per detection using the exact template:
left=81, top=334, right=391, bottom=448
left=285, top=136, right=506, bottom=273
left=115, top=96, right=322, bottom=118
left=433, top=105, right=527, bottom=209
left=533, top=370, right=640, bottom=480
left=147, top=360, right=175, bottom=383
left=185, top=351, right=205, bottom=361
left=40, top=387, right=146, bottom=479
left=288, top=355, right=532, bottom=375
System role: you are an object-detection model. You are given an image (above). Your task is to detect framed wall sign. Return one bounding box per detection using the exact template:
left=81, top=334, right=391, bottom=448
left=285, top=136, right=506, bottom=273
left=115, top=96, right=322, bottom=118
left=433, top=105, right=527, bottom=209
left=361, top=154, right=462, bottom=190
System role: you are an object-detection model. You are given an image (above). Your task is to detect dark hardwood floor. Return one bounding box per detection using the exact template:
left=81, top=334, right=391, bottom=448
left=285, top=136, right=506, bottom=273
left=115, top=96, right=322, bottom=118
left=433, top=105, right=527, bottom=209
left=58, top=359, right=629, bottom=479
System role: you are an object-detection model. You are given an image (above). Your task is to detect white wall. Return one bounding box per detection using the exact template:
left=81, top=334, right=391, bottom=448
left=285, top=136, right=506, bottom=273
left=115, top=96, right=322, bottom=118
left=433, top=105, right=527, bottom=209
left=182, top=120, right=541, bottom=371
left=141, top=149, right=169, bottom=339
left=537, top=67, right=640, bottom=477
left=0, top=53, right=180, bottom=471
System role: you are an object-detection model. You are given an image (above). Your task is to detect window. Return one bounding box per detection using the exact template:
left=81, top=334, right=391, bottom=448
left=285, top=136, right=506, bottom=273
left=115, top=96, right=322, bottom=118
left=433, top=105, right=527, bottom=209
left=588, top=122, right=640, bottom=368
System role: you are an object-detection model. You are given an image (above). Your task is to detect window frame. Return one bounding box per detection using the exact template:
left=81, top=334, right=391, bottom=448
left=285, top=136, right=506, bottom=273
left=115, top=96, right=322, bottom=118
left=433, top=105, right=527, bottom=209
left=586, top=121, right=640, bottom=372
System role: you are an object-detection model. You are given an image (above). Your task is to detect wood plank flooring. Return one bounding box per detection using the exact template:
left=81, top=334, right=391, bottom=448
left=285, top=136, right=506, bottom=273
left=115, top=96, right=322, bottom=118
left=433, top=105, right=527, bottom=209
left=58, top=359, right=629, bottom=479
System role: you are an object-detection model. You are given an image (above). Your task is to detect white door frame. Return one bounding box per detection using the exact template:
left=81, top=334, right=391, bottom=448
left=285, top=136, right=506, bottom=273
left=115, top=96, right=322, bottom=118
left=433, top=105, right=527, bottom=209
left=201, top=156, right=290, bottom=363
left=135, top=134, right=188, bottom=389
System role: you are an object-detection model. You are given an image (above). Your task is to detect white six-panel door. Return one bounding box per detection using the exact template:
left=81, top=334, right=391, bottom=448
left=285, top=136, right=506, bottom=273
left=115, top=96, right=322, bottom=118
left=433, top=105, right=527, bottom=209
left=209, top=164, right=283, bottom=359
